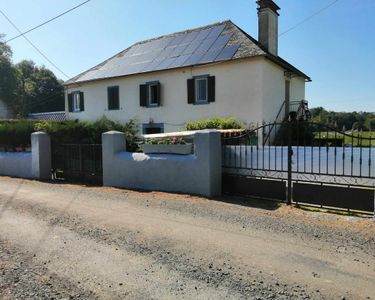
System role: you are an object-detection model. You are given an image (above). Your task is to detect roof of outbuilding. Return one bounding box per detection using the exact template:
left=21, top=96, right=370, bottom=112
left=65, top=20, right=310, bottom=85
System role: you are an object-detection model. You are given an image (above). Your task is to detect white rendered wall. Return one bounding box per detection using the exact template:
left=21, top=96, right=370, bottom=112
left=261, top=60, right=306, bottom=123
left=65, top=57, right=306, bottom=132
left=102, top=130, right=222, bottom=197
left=0, top=132, right=51, bottom=180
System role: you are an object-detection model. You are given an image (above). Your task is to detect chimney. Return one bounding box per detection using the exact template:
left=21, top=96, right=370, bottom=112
left=257, top=0, right=280, bottom=56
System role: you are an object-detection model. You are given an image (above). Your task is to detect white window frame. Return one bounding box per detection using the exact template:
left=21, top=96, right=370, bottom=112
left=72, top=92, right=81, bottom=112
left=148, top=83, right=159, bottom=107
left=195, top=77, right=208, bottom=104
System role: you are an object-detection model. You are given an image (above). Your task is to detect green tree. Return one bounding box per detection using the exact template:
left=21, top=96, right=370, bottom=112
left=311, top=107, right=375, bottom=131
left=366, top=118, right=375, bottom=131
left=0, top=34, right=17, bottom=111
left=15, top=61, right=64, bottom=115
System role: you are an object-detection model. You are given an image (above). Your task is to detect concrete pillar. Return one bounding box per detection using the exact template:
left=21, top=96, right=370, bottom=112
left=102, top=131, right=125, bottom=186
left=195, top=130, right=222, bottom=197
left=31, top=131, right=51, bottom=180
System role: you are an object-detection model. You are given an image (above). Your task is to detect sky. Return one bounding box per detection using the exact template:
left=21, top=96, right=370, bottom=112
left=0, top=0, right=374, bottom=112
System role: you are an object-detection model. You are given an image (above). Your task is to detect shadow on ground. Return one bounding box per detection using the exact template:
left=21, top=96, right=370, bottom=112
left=213, top=194, right=282, bottom=211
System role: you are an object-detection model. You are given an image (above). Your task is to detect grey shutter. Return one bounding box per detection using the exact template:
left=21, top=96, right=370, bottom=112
left=140, top=84, right=148, bottom=107
left=156, top=82, right=161, bottom=106
left=187, top=79, right=195, bottom=104
left=208, top=76, right=215, bottom=102
left=68, top=93, right=73, bottom=112
left=79, top=92, right=85, bottom=111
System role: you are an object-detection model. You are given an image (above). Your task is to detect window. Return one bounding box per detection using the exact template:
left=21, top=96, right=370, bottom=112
left=187, top=76, right=215, bottom=104
left=140, top=82, right=161, bottom=107
left=108, top=86, right=120, bottom=110
left=148, top=83, right=159, bottom=106
left=142, top=123, right=164, bottom=134
left=73, top=93, right=80, bottom=112
left=68, top=91, right=84, bottom=112
left=195, top=77, right=208, bottom=103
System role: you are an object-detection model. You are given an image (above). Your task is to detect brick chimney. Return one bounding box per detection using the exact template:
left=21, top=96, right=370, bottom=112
left=257, top=0, right=280, bottom=56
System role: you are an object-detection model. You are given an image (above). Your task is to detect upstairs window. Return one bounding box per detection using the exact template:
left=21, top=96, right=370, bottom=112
left=140, top=81, right=161, bottom=107
left=68, top=91, right=84, bottom=112
left=108, top=86, right=120, bottom=110
left=188, top=76, right=215, bottom=104
left=195, top=77, right=208, bottom=103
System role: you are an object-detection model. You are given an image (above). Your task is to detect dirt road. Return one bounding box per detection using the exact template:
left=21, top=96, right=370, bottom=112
left=0, top=177, right=374, bottom=299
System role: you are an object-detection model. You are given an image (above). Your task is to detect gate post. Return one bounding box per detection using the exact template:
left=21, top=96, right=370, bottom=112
left=102, top=131, right=125, bottom=187
left=31, top=131, right=51, bottom=180
left=287, top=121, right=293, bottom=205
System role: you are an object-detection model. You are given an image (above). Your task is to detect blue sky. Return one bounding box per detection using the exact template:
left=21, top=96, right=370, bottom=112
left=0, top=0, right=374, bottom=112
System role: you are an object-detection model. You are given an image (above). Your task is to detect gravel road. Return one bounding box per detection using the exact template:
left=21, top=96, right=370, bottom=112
left=0, top=177, right=374, bottom=299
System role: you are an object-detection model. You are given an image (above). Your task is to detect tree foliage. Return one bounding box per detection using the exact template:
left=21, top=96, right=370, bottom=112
left=310, top=107, right=375, bottom=131
left=0, top=34, right=17, bottom=108
left=0, top=34, right=64, bottom=117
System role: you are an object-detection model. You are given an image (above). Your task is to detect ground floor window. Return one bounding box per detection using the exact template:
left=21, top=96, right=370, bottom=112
left=142, top=123, right=164, bottom=134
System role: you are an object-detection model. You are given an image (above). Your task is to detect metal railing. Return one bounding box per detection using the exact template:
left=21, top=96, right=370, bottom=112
left=223, top=121, right=374, bottom=182
left=222, top=121, right=375, bottom=213
left=263, top=100, right=310, bottom=146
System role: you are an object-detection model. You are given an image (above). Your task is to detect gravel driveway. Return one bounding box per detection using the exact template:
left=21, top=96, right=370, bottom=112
left=0, top=177, right=374, bottom=299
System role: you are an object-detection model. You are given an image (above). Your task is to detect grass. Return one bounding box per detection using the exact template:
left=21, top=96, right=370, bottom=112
left=314, top=131, right=375, bottom=146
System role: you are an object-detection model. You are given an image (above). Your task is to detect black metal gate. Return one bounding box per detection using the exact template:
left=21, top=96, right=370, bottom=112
left=222, top=121, right=375, bottom=214
left=52, top=143, right=103, bottom=185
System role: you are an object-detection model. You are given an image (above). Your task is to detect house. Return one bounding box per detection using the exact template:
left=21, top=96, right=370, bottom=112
left=0, top=99, right=14, bottom=119
left=64, top=0, right=310, bottom=134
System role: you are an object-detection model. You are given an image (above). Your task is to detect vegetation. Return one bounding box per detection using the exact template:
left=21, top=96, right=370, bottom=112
left=146, top=136, right=187, bottom=145
left=0, top=34, right=64, bottom=117
left=0, top=117, right=139, bottom=151
left=314, top=131, right=375, bottom=147
left=185, top=117, right=244, bottom=131
left=310, top=107, right=375, bottom=131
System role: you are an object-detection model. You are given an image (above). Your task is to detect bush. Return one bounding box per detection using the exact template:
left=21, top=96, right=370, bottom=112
left=0, top=120, right=35, bottom=148
left=0, top=117, right=139, bottom=151
left=185, top=117, right=244, bottom=131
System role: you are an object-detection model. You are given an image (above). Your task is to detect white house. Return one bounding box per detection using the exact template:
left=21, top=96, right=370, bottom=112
left=0, top=99, right=13, bottom=119
left=64, top=0, right=310, bottom=134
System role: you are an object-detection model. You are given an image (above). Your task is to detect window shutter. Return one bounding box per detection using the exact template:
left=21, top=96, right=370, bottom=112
left=107, top=88, right=112, bottom=110
left=208, top=76, right=215, bottom=102
left=79, top=92, right=85, bottom=111
left=114, top=87, right=119, bottom=109
left=68, top=93, right=73, bottom=112
left=156, top=82, right=161, bottom=106
left=187, top=79, right=195, bottom=104
left=140, top=84, right=148, bottom=107
left=108, top=86, right=119, bottom=110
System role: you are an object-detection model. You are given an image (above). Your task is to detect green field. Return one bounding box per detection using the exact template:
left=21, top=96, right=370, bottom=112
left=314, top=131, right=375, bottom=147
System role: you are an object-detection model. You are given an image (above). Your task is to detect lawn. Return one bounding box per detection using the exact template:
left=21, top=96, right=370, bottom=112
left=314, top=131, right=375, bottom=147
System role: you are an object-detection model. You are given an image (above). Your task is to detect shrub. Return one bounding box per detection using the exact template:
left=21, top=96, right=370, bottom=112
left=185, top=117, right=244, bottom=131
left=0, top=120, right=35, bottom=148
left=146, top=136, right=186, bottom=145
left=0, top=117, right=139, bottom=151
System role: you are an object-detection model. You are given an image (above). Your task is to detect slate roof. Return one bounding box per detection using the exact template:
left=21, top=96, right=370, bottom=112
left=65, top=20, right=310, bottom=85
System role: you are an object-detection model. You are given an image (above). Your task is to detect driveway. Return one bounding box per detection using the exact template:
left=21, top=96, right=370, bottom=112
left=0, top=177, right=374, bottom=299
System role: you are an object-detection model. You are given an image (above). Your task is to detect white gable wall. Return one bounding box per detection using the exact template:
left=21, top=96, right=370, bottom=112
left=261, top=59, right=306, bottom=124
left=65, top=57, right=305, bottom=133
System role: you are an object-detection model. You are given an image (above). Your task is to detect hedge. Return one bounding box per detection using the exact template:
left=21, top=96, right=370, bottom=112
left=0, top=117, right=139, bottom=151
left=185, top=117, right=244, bottom=131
